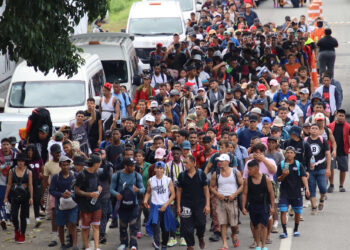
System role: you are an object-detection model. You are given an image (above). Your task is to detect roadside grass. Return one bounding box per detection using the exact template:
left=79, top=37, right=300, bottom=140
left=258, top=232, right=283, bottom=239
left=103, top=0, right=140, bottom=32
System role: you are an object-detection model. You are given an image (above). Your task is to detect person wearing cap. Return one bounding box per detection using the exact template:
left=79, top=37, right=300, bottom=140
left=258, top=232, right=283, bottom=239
left=243, top=3, right=258, bottom=27
left=49, top=155, right=78, bottom=250
left=110, top=156, right=145, bottom=250
left=315, top=72, right=339, bottom=119
left=297, top=88, right=311, bottom=121
left=327, top=109, right=350, bottom=192
left=84, top=97, right=103, bottom=150
left=277, top=146, right=310, bottom=239
left=305, top=124, right=331, bottom=215
left=180, top=82, right=195, bottom=127
left=315, top=112, right=337, bottom=161
left=238, top=114, right=264, bottom=149
left=147, top=144, right=168, bottom=177
left=214, top=88, right=246, bottom=123
left=72, top=155, right=85, bottom=176
left=177, top=154, right=210, bottom=250
left=8, top=136, right=19, bottom=154
left=144, top=160, right=176, bottom=250
left=133, top=73, right=156, bottom=106
left=4, top=153, right=33, bottom=243
left=261, top=117, right=272, bottom=136
left=150, top=44, right=166, bottom=70
left=42, top=143, right=62, bottom=247
left=99, top=82, right=119, bottom=132
left=209, top=153, right=243, bottom=249
left=47, top=131, right=64, bottom=161
left=92, top=19, right=103, bottom=33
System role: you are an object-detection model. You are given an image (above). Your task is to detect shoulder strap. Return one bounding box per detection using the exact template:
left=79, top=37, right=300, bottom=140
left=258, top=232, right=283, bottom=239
left=232, top=167, right=240, bottom=187
left=197, top=168, right=203, bottom=183
left=281, top=160, right=285, bottom=170
left=122, top=92, right=127, bottom=104
left=295, top=160, right=301, bottom=176
left=115, top=171, right=121, bottom=191
left=195, top=76, right=199, bottom=87
left=276, top=91, right=280, bottom=104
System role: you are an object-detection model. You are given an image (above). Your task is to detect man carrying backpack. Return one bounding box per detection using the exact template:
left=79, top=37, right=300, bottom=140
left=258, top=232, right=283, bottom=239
left=110, top=157, right=145, bottom=250
left=277, top=146, right=310, bottom=239
left=209, top=154, right=243, bottom=249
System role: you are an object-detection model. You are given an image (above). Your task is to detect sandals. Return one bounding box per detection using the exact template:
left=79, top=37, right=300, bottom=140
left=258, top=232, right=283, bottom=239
left=233, top=239, right=239, bottom=248
left=318, top=200, right=324, bottom=211
left=250, top=242, right=257, bottom=248
left=280, top=232, right=288, bottom=239
left=218, top=247, right=229, bottom=250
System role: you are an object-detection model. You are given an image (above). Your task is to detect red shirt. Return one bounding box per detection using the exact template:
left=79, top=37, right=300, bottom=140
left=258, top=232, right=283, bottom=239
left=133, top=86, right=156, bottom=104
left=191, top=143, right=203, bottom=160
left=196, top=149, right=217, bottom=169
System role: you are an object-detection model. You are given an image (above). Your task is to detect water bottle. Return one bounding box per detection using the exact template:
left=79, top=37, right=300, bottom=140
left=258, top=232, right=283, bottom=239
left=90, top=191, right=100, bottom=205
left=310, top=155, right=316, bottom=170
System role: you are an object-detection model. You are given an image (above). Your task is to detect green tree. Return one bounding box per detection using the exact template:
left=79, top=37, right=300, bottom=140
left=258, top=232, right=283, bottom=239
left=0, top=0, right=108, bottom=77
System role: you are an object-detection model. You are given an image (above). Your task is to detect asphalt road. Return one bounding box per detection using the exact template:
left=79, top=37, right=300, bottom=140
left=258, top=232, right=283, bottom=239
left=1, top=1, right=350, bottom=250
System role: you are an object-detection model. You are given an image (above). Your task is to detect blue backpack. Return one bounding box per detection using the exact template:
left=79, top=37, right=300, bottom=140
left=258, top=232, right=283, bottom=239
left=281, top=160, right=301, bottom=176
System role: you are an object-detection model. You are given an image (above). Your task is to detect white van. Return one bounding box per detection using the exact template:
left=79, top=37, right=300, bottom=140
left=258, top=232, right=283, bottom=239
left=127, top=1, right=186, bottom=68
left=71, top=33, right=139, bottom=96
left=1, top=53, right=105, bottom=126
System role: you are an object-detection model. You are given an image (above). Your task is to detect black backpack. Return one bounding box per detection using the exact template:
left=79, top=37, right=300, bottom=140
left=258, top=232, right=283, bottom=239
left=11, top=168, right=29, bottom=203
left=27, top=107, right=53, bottom=143
left=115, top=171, right=138, bottom=210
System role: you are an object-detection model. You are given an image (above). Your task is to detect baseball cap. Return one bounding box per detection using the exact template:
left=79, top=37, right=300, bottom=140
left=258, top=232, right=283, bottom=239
left=315, top=113, right=325, bottom=121
left=273, top=117, right=284, bottom=127
left=267, top=136, right=278, bottom=142
left=124, top=157, right=136, bottom=166
left=150, top=100, right=158, bottom=108
left=145, top=114, right=155, bottom=122
left=303, top=122, right=311, bottom=127
left=163, top=100, right=172, bottom=106
left=249, top=114, right=258, bottom=122
left=255, top=99, right=265, bottom=105
left=54, top=132, right=64, bottom=141
left=251, top=108, right=261, bottom=115
left=158, top=127, right=166, bottom=133
left=170, top=89, right=180, bottom=96
left=198, top=87, right=206, bottom=92
left=181, top=140, right=191, bottom=150
left=73, top=155, right=85, bottom=166
left=226, top=88, right=234, bottom=94
left=285, top=146, right=296, bottom=152
left=155, top=148, right=166, bottom=159
left=271, top=126, right=280, bottom=133
left=257, top=84, right=266, bottom=92
left=288, top=95, right=297, bottom=102
left=59, top=155, right=72, bottom=163
left=39, top=124, right=49, bottom=134
left=188, top=123, right=196, bottom=130
left=151, top=128, right=161, bottom=137
left=262, top=117, right=272, bottom=124
left=50, top=143, right=61, bottom=154
left=125, top=139, right=135, bottom=148
left=156, top=42, right=163, bottom=47
left=289, top=126, right=302, bottom=137
left=217, top=154, right=230, bottom=162
left=245, top=3, right=252, bottom=7
left=104, top=82, right=112, bottom=91
left=269, top=79, right=280, bottom=86
left=300, top=88, right=310, bottom=94
left=171, top=125, right=180, bottom=132
left=155, top=161, right=165, bottom=169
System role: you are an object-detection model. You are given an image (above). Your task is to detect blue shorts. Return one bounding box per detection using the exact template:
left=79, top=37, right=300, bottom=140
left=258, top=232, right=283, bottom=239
left=248, top=204, right=270, bottom=227
left=56, top=206, right=78, bottom=226
left=279, top=197, right=303, bottom=214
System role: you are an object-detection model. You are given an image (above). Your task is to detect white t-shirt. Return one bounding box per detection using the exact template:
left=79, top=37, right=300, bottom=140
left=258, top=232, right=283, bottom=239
left=150, top=175, right=171, bottom=205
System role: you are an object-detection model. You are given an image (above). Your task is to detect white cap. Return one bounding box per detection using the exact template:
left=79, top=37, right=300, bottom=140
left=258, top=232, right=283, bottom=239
left=251, top=107, right=262, bottom=115
left=145, top=114, right=155, bottom=122
left=300, top=88, right=310, bottom=94
left=150, top=101, right=158, bottom=108
left=217, top=154, right=230, bottom=162
left=198, top=87, right=206, bottom=92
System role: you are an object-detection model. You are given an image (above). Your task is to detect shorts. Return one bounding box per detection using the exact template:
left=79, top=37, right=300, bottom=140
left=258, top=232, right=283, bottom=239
left=331, top=155, right=348, bottom=172
left=248, top=204, right=270, bottom=227
left=216, top=198, right=238, bottom=226
left=80, top=209, right=102, bottom=229
left=56, top=206, right=78, bottom=226
left=278, top=197, right=303, bottom=214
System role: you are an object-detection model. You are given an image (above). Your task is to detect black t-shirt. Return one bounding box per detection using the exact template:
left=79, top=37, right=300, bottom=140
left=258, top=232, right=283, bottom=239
left=120, top=127, right=136, bottom=141
left=317, top=36, right=338, bottom=52
left=84, top=110, right=101, bottom=140
left=105, top=143, right=125, bottom=168
left=283, top=139, right=312, bottom=169
left=334, top=123, right=350, bottom=156
left=75, top=169, right=101, bottom=212
left=277, top=161, right=307, bottom=199
left=306, top=136, right=329, bottom=170
left=177, top=169, right=207, bottom=209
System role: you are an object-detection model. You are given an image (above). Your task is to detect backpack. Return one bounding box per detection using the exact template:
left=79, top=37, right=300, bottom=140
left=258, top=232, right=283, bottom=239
left=276, top=90, right=292, bottom=106
left=280, top=160, right=301, bottom=176
left=115, top=171, right=138, bottom=209
left=72, top=170, right=86, bottom=203
left=11, top=168, right=29, bottom=202
left=216, top=167, right=240, bottom=188
left=185, top=76, right=200, bottom=88
left=178, top=168, right=203, bottom=185
left=304, top=136, right=323, bottom=144
left=26, top=107, right=52, bottom=143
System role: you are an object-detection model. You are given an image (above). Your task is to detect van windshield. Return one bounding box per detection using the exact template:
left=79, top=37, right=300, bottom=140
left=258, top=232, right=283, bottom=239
left=102, top=60, right=128, bottom=83
left=129, top=18, right=183, bottom=35
left=164, top=0, right=193, bottom=11
left=9, top=81, right=86, bottom=108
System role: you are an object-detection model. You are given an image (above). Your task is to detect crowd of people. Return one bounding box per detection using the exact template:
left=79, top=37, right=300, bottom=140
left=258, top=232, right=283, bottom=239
left=0, top=1, right=345, bottom=250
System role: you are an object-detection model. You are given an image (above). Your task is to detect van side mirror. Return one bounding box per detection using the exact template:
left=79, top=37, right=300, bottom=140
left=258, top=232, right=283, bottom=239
left=121, top=29, right=126, bottom=33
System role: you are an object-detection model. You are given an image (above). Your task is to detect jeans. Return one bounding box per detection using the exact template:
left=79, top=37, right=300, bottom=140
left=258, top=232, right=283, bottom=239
left=119, top=206, right=138, bottom=248
left=11, top=197, right=30, bottom=234
left=308, top=169, right=327, bottom=197
left=318, top=50, right=336, bottom=79
left=0, top=185, right=8, bottom=221
left=99, top=198, right=110, bottom=236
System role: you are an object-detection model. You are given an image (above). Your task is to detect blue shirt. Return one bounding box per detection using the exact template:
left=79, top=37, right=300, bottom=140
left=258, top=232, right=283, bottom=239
left=234, top=145, right=249, bottom=172
left=112, top=92, right=130, bottom=123
left=273, top=91, right=295, bottom=107
left=297, top=100, right=310, bottom=121
left=238, top=128, right=264, bottom=148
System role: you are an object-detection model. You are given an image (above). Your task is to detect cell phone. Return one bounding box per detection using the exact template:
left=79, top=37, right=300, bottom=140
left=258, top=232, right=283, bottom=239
left=137, top=125, right=142, bottom=131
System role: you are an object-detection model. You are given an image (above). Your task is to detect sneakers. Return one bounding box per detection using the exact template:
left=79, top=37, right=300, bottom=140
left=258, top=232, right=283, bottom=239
left=179, top=237, right=187, bottom=246
left=137, top=231, right=142, bottom=238
left=14, top=230, right=20, bottom=242
left=130, top=246, right=137, bottom=250
left=311, top=207, right=317, bottom=215
left=293, top=231, right=300, bottom=237
left=167, top=237, right=177, bottom=247
left=18, top=232, right=25, bottom=243
left=279, top=232, right=288, bottom=239
left=99, top=235, right=107, bottom=244
left=109, top=219, right=118, bottom=228
left=117, top=244, right=126, bottom=250
left=1, top=220, right=7, bottom=230
left=209, top=232, right=220, bottom=242
left=48, top=240, right=58, bottom=247
left=327, top=185, right=334, bottom=193
left=303, top=200, right=311, bottom=208
left=340, top=186, right=346, bottom=192
left=199, top=237, right=205, bottom=249
left=35, top=218, right=43, bottom=228
left=271, top=225, right=278, bottom=233
left=300, top=215, right=304, bottom=221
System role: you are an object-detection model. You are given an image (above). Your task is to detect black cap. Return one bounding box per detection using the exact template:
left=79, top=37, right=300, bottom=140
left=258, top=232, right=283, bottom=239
left=124, top=157, right=136, bottom=166
left=271, top=126, right=280, bottom=133
left=73, top=155, right=86, bottom=166
left=267, top=136, right=278, bottom=142
left=50, top=143, right=61, bottom=154
left=249, top=114, right=258, bottom=122
left=226, top=88, right=234, bottom=94
left=171, top=145, right=182, bottom=151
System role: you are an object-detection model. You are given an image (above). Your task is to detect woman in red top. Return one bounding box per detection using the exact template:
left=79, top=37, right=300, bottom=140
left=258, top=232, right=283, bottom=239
left=132, top=74, right=156, bottom=107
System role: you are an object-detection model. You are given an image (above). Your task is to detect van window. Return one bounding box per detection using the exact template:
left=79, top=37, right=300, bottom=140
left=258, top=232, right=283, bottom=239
left=129, top=18, right=183, bottom=35
left=9, top=81, right=85, bottom=108
left=164, top=0, right=193, bottom=11
left=102, top=61, right=128, bottom=84
left=91, top=69, right=105, bottom=96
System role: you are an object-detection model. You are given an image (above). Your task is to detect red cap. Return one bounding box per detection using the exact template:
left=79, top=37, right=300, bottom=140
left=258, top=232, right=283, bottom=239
left=250, top=26, right=257, bottom=30
left=257, top=84, right=266, bottom=91
left=288, top=95, right=297, bottom=102
left=156, top=42, right=163, bottom=47
left=185, top=82, right=195, bottom=87
left=218, top=24, right=224, bottom=28
left=104, top=82, right=112, bottom=91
